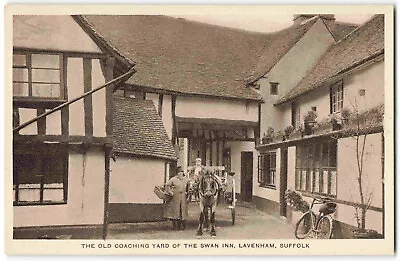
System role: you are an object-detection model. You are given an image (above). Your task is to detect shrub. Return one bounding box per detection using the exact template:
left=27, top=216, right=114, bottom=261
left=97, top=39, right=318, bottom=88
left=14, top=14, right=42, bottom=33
left=304, top=110, right=318, bottom=122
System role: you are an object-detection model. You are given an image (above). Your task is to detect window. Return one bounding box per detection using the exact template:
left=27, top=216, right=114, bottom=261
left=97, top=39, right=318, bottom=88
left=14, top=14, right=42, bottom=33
left=13, top=52, right=64, bottom=100
left=258, top=152, right=276, bottom=188
left=270, top=82, right=279, bottom=95
left=291, top=102, right=301, bottom=128
left=13, top=146, right=68, bottom=205
left=295, top=140, right=337, bottom=196
left=330, top=81, right=344, bottom=113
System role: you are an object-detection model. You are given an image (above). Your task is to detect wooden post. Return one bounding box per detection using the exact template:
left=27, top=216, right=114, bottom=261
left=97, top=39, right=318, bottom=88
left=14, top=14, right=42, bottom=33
left=103, top=56, right=115, bottom=240
left=103, top=144, right=112, bottom=240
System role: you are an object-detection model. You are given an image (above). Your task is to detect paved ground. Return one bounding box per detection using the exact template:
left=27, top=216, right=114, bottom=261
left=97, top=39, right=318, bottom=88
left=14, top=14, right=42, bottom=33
left=107, top=202, right=295, bottom=239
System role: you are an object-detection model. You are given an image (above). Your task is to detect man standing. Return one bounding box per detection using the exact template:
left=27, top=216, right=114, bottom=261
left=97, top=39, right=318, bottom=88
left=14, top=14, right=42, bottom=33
left=164, top=166, right=189, bottom=230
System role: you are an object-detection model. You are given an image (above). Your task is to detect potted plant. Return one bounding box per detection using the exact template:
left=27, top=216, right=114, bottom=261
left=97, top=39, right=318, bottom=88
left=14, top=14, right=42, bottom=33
left=341, top=107, right=351, bottom=125
left=297, top=124, right=305, bottom=138
left=303, top=110, right=317, bottom=135
left=276, top=130, right=285, bottom=141
left=262, top=127, right=275, bottom=144
left=329, top=113, right=342, bottom=131
left=285, top=189, right=310, bottom=226
left=284, top=125, right=295, bottom=140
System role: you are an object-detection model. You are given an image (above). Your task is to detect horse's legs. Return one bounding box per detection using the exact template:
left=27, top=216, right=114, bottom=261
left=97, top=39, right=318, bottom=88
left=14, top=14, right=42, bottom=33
left=210, top=211, right=216, bottom=236
left=204, top=207, right=209, bottom=231
left=196, top=211, right=204, bottom=236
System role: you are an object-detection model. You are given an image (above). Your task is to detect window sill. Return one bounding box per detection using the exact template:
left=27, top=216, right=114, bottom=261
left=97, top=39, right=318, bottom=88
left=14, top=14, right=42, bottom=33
left=13, top=201, right=67, bottom=207
left=259, top=184, right=276, bottom=190
left=13, top=98, right=66, bottom=109
left=295, top=190, right=337, bottom=199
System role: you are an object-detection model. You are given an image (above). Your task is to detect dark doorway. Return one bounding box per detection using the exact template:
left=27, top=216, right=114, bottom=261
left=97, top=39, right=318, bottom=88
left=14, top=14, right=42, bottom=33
left=280, top=148, right=288, bottom=217
left=240, top=152, right=253, bottom=202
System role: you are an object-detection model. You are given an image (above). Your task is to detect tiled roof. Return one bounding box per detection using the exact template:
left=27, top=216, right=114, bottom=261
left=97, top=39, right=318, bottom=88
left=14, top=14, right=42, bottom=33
left=113, top=96, right=177, bottom=160
left=276, top=14, right=384, bottom=105
left=83, top=15, right=320, bottom=101
left=329, top=21, right=358, bottom=41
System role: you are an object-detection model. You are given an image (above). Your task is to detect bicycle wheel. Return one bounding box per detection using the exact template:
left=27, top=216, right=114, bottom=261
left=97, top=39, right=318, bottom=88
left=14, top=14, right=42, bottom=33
left=316, top=215, right=333, bottom=239
left=295, top=211, right=316, bottom=239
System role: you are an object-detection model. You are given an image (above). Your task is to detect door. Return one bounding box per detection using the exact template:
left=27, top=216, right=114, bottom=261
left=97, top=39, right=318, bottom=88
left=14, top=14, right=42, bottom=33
left=240, top=152, right=253, bottom=202
left=280, top=148, right=288, bottom=217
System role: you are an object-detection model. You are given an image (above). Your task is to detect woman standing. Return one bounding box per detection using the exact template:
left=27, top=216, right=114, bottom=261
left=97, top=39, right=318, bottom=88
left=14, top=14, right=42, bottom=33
left=164, top=166, right=189, bottom=230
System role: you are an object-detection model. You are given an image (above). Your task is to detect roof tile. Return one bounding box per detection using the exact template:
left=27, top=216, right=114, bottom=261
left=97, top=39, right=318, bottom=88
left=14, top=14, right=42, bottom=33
left=276, top=14, right=384, bottom=105
left=113, top=97, right=177, bottom=160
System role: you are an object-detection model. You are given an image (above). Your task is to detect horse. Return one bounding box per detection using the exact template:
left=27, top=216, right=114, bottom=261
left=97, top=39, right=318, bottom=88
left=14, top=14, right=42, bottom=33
left=196, top=170, right=220, bottom=236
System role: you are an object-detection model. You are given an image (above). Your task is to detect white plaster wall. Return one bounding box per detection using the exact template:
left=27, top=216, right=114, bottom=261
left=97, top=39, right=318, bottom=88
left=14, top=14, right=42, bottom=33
left=342, top=60, right=384, bottom=111
left=67, top=57, right=85, bottom=136
left=162, top=95, right=173, bottom=139
left=13, top=16, right=102, bottom=53
left=253, top=149, right=281, bottom=203
left=225, top=141, right=256, bottom=194
left=14, top=150, right=105, bottom=227
left=176, top=96, right=258, bottom=122
left=260, top=19, right=335, bottom=133
left=91, top=59, right=107, bottom=137
left=18, top=108, right=37, bottom=135
left=287, top=146, right=297, bottom=190
left=109, top=157, right=165, bottom=204
left=16, top=58, right=107, bottom=138
left=338, top=133, right=383, bottom=208
left=45, top=109, right=61, bottom=135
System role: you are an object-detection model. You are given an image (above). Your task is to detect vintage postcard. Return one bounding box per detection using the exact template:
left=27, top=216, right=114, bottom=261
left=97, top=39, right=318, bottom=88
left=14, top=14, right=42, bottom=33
left=4, top=4, right=394, bottom=255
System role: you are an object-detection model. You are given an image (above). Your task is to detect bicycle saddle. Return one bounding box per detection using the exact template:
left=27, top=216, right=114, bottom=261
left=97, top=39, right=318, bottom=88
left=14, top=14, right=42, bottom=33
left=319, top=202, right=337, bottom=215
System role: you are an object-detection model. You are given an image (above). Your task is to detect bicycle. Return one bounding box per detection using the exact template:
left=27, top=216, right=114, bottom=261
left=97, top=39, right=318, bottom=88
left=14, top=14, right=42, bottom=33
left=295, top=196, right=337, bottom=239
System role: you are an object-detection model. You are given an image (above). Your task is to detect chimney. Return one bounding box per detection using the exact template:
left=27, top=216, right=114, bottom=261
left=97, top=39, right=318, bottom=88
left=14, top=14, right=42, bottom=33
left=293, top=14, right=335, bottom=25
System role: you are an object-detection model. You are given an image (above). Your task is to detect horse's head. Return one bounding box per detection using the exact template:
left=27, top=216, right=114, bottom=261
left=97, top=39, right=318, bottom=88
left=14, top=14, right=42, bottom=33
left=199, top=170, right=219, bottom=198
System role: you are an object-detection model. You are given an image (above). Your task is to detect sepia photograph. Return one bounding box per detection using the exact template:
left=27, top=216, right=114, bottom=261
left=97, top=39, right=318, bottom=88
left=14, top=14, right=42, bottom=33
left=4, top=4, right=394, bottom=255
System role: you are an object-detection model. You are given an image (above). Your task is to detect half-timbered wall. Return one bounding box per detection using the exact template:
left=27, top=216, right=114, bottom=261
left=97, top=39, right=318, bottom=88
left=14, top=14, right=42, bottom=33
left=15, top=56, right=107, bottom=138
left=14, top=150, right=105, bottom=227
left=13, top=15, right=111, bottom=230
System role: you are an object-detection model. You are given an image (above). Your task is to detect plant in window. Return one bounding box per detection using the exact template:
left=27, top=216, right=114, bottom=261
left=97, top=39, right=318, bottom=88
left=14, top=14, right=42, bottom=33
left=262, top=127, right=275, bottom=144
left=276, top=130, right=285, bottom=141
left=329, top=113, right=342, bottom=131
left=296, top=124, right=304, bottom=138
left=340, top=107, right=351, bottom=125
left=303, top=110, right=317, bottom=135
left=284, top=125, right=295, bottom=140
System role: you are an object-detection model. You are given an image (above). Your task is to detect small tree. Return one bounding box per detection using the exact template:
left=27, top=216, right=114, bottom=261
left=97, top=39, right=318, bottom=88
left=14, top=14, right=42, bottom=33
left=352, top=106, right=373, bottom=232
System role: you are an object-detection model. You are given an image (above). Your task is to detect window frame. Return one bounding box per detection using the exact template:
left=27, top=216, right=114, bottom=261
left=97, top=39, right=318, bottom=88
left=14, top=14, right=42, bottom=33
left=270, top=82, right=279, bottom=95
left=13, top=50, right=66, bottom=103
left=291, top=102, right=301, bottom=128
left=295, top=140, right=338, bottom=197
left=258, top=152, right=277, bottom=189
left=13, top=144, right=68, bottom=206
left=330, top=81, right=344, bottom=114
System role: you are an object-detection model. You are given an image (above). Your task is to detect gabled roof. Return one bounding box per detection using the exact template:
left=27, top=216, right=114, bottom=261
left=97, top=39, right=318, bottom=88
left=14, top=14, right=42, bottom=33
left=83, top=15, right=321, bottom=101
left=113, top=97, right=177, bottom=161
left=329, top=21, right=358, bottom=41
left=276, top=14, right=384, bottom=105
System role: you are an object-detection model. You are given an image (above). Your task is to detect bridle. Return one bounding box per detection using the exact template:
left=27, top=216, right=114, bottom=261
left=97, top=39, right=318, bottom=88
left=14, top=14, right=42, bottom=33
left=198, top=172, right=219, bottom=198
